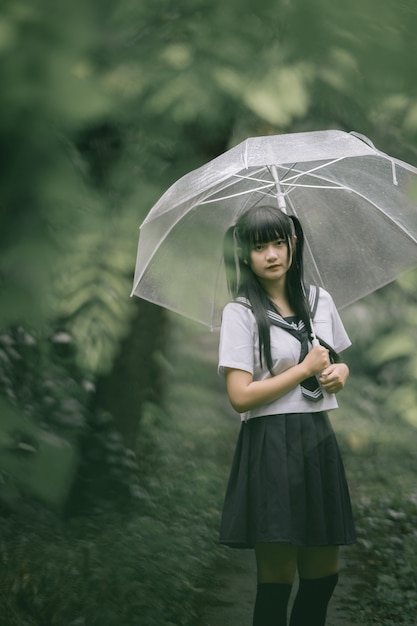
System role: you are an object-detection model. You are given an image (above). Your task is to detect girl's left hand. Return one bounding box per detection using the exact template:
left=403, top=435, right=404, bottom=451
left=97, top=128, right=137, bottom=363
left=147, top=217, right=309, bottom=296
left=319, top=363, right=349, bottom=394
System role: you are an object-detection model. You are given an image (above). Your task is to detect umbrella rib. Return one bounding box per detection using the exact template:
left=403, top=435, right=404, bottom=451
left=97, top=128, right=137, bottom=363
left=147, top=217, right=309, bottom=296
left=285, top=194, right=326, bottom=289
left=282, top=183, right=348, bottom=190
left=200, top=182, right=275, bottom=204
left=282, top=157, right=347, bottom=184
left=210, top=250, right=228, bottom=330
left=234, top=167, right=348, bottom=191
left=234, top=171, right=278, bottom=184
left=231, top=162, right=353, bottom=196
left=131, top=189, right=275, bottom=297
left=132, top=169, right=273, bottom=291
left=201, top=174, right=349, bottom=205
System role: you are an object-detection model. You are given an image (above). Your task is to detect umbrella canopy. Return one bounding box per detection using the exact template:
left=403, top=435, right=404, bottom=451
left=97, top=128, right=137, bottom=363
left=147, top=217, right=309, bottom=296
left=131, top=130, right=417, bottom=328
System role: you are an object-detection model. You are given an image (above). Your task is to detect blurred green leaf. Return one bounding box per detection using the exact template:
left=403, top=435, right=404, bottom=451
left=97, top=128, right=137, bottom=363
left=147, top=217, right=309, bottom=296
left=0, top=397, right=78, bottom=508
left=369, top=333, right=416, bottom=365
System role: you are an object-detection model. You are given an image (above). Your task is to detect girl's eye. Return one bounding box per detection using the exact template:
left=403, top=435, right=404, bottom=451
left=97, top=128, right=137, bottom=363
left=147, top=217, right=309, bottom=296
left=252, top=239, right=285, bottom=251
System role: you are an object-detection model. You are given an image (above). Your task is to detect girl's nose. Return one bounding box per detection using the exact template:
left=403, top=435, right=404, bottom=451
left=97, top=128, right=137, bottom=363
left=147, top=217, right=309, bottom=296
left=266, top=246, right=277, bottom=259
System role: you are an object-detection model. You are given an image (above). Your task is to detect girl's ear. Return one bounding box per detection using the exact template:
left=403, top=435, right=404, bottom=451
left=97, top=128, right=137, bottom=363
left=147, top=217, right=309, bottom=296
left=236, top=247, right=249, bottom=265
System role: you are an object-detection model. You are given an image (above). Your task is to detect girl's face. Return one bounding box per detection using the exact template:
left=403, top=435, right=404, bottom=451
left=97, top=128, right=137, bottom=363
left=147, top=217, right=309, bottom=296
left=248, top=235, right=294, bottom=286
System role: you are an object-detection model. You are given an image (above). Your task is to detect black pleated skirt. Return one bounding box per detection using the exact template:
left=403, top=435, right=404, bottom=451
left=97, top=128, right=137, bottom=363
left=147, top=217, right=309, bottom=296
left=220, top=412, right=356, bottom=549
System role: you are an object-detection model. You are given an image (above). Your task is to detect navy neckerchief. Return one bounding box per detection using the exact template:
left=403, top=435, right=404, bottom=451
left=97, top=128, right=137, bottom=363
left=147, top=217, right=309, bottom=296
left=235, top=288, right=325, bottom=402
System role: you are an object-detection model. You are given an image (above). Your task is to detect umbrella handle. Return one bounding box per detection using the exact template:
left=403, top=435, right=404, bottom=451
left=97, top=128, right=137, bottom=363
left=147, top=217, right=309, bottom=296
left=310, top=319, right=319, bottom=346
left=271, top=165, right=287, bottom=213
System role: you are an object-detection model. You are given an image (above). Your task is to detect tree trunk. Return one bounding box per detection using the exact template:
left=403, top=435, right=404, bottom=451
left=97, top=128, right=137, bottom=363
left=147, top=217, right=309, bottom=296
left=93, top=301, right=168, bottom=448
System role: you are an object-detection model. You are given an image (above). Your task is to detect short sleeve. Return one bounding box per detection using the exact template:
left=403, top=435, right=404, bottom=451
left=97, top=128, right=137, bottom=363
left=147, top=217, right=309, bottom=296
left=330, top=297, right=351, bottom=353
left=313, top=289, right=351, bottom=354
left=218, top=303, right=256, bottom=375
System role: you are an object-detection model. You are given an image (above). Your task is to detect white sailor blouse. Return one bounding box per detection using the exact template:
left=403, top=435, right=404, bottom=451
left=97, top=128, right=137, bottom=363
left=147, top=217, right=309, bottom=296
left=218, top=287, right=351, bottom=422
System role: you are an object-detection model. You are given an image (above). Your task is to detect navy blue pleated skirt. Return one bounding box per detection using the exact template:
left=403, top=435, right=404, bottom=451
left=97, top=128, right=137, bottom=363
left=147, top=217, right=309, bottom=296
left=220, top=412, right=356, bottom=549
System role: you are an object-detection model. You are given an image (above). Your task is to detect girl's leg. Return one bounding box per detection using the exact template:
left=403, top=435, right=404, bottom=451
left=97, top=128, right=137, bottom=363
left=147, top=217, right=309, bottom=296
left=253, top=543, right=297, bottom=626
left=289, top=546, right=339, bottom=626
left=297, top=546, right=339, bottom=579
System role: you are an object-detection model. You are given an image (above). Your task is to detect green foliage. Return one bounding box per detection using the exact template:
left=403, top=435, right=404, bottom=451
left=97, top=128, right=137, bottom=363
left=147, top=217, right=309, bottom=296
left=0, top=328, right=84, bottom=506
left=0, top=395, right=77, bottom=508
left=330, top=273, right=417, bottom=625
left=343, top=268, right=417, bottom=431
left=1, top=0, right=417, bottom=623
left=2, top=0, right=417, bottom=356
left=0, top=328, right=86, bottom=435
left=333, top=389, right=417, bottom=625
left=71, top=409, right=144, bottom=512
left=352, top=492, right=417, bottom=625
left=0, top=322, right=234, bottom=626
left=0, top=0, right=111, bottom=329
left=2, top=0, right=417, bottom=378
left=54, top=217, right=138, bottom=375
left=0, top=326, right=143, bottom=510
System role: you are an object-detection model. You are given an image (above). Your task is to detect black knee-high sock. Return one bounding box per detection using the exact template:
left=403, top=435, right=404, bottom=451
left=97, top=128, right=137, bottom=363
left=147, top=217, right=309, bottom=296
left=289, top=573, right=339, bottom=626
left=253, top=582, right=292, bottom=626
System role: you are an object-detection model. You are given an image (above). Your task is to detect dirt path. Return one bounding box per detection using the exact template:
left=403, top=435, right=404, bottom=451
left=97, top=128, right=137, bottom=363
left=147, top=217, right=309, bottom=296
left=197, top=547, right=358, bottom=625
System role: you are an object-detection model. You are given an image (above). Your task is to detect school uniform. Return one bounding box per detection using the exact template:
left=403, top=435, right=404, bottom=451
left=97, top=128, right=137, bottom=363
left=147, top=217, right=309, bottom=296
left=218, top=287, right=356, bottom=549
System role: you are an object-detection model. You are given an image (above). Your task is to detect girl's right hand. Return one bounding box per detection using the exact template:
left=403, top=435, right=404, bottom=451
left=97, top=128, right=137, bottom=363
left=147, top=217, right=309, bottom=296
left=225, top=344, right=331, bottom=413
left=303, top=344, right=330, bottom=376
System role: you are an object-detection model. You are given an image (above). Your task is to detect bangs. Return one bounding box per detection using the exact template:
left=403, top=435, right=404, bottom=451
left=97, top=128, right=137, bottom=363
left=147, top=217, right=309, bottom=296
left=245, top=208, right=292, bottom=247
left=251, top=224, right=286, bottom=246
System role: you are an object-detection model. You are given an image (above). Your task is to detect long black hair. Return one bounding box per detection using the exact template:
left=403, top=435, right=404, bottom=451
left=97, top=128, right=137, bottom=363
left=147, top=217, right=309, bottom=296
left=223, top=205, right=313, bottom=374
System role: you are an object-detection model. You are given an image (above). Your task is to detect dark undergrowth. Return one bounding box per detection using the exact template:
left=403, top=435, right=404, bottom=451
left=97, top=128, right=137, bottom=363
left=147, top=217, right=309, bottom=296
left=0, top=320, right=235, bottom=626
left=1, top=318, right=417, bottom=625
left=331, top=374, right=417, bottom=625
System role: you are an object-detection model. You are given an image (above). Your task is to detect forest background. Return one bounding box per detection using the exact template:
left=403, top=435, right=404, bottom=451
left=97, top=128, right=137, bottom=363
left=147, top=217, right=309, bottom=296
left=1, top=1, right=417, bottom=624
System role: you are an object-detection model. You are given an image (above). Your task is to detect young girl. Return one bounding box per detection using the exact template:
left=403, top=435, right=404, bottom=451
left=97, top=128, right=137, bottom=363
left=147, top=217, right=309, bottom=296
left=218, top=205, right=356, bottom=626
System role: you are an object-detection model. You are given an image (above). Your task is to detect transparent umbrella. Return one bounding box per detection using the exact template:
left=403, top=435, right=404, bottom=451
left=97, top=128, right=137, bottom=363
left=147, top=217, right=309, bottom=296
left=131, top=130, right=417, bottom=328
